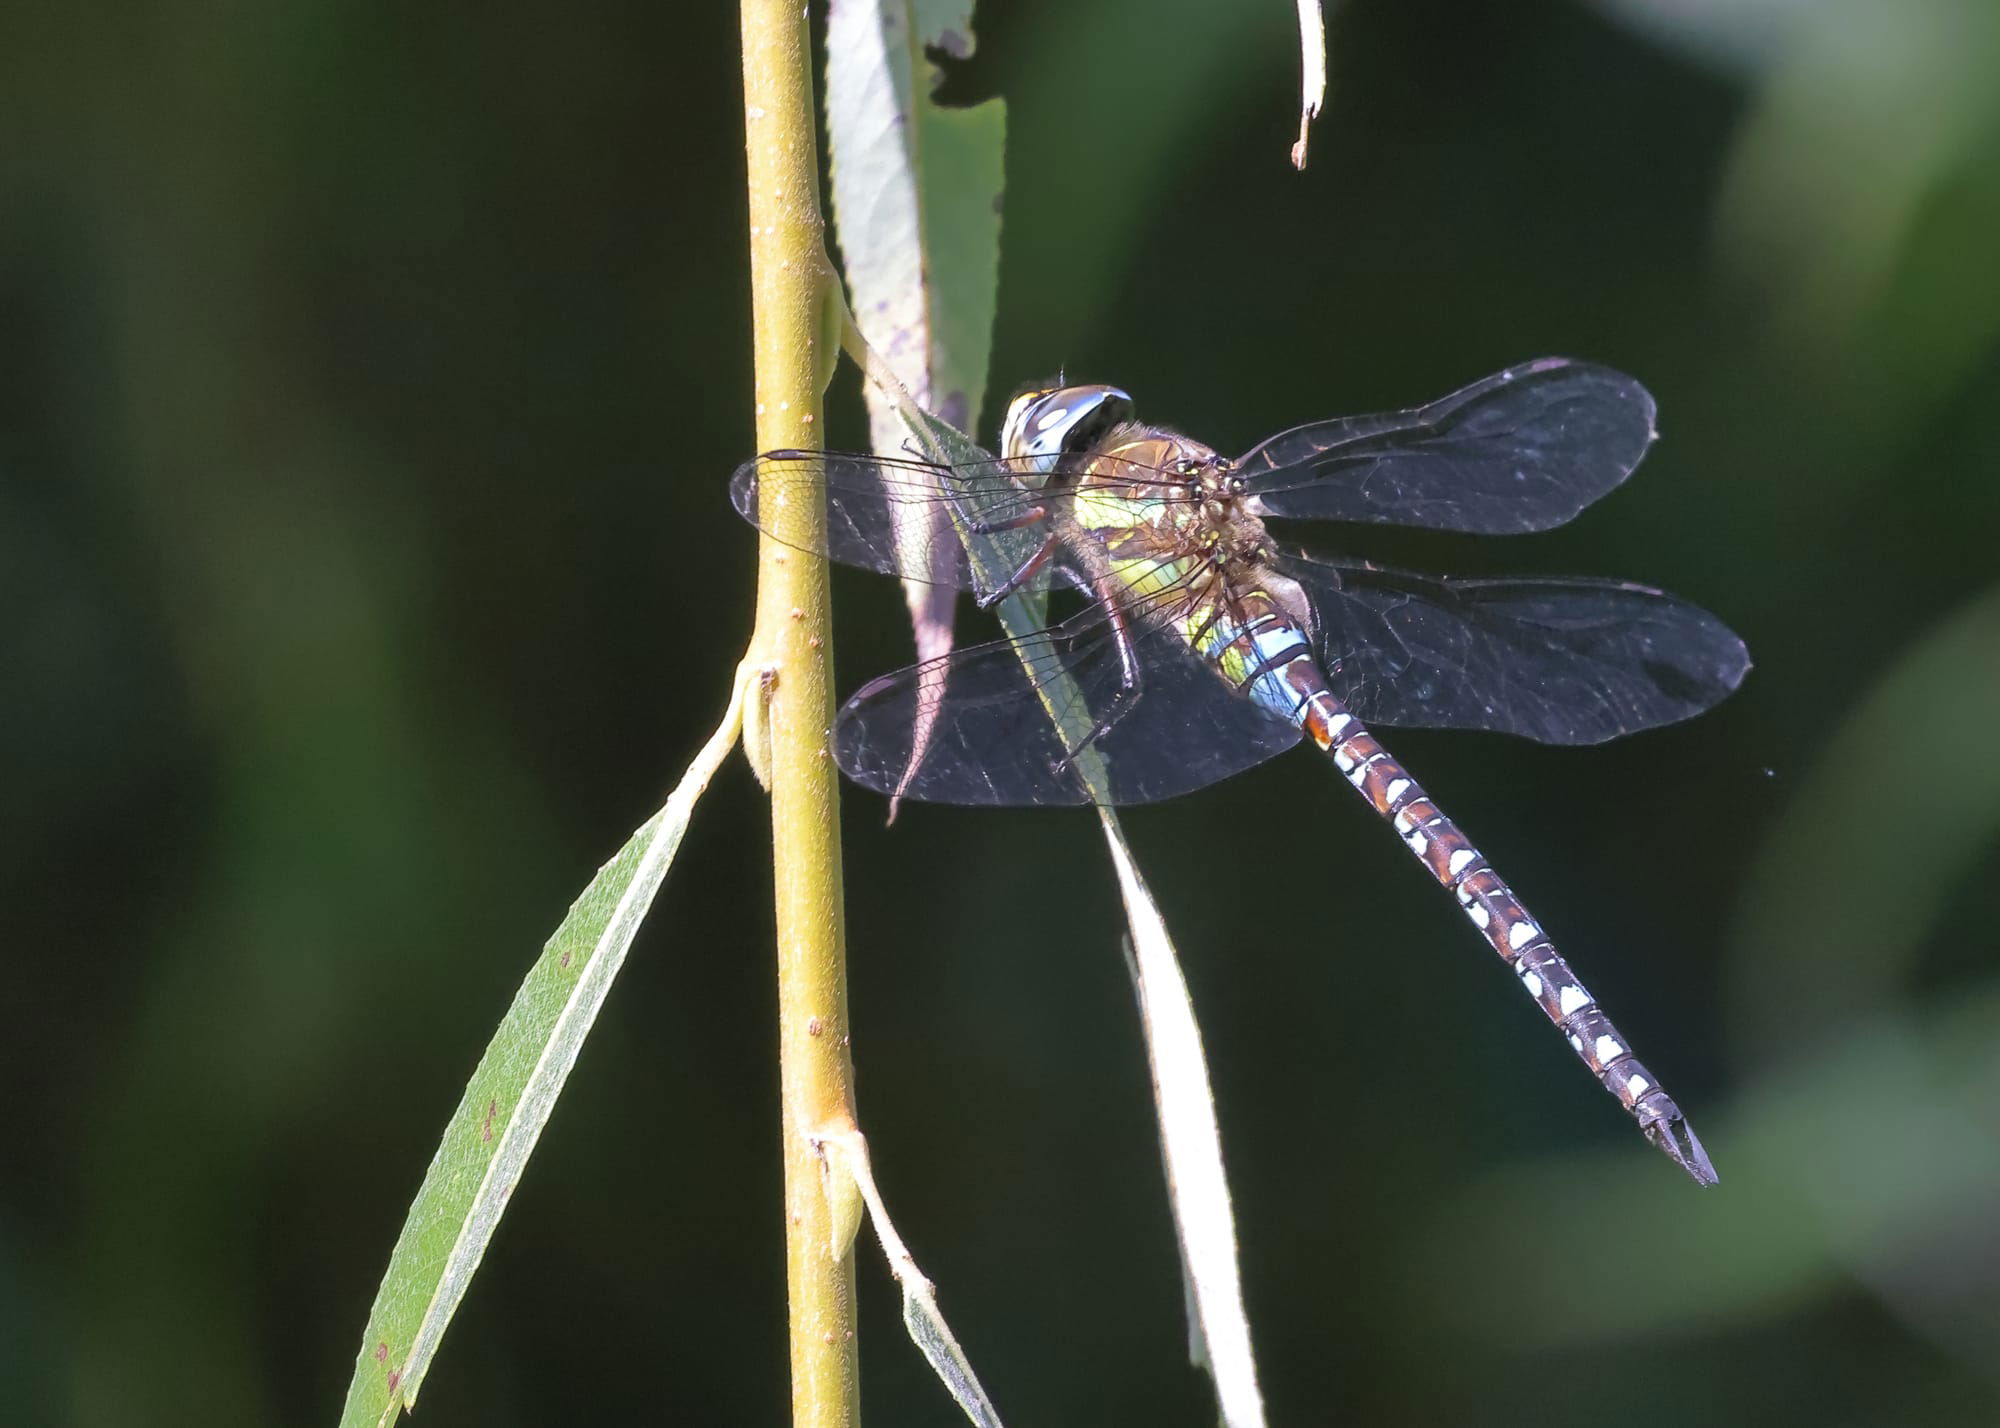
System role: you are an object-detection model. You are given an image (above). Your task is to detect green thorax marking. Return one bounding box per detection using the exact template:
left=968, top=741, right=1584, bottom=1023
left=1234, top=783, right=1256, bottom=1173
left=1070, top=432, right=1212, bottom=610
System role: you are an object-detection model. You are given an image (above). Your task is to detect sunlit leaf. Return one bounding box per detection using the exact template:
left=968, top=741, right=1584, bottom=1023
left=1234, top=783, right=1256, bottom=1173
left=877, top=386, right=1268, bottom=1426
left=1106, top=817, right=1268, bottom=1428
left=1290, top=1, right=1326, bottom=169
left=826, top=0, right=1006, bottom=809
left=824, top=1129, right=1007, bottom=1427
left=336, top=670, right=752, bottom=1428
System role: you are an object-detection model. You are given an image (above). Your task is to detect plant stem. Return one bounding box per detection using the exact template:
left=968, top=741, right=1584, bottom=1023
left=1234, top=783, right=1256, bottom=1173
left=738, top=2, right=859, bottom=1425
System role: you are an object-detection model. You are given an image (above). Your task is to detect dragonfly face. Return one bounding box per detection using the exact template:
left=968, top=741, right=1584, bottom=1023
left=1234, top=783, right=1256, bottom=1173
left=731, top=358, right=1750, bottom=1182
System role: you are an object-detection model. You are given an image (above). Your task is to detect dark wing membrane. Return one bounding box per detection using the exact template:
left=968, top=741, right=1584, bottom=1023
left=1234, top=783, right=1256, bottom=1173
left=1235, top=358, right=1657, bottom=535
left=835, top=599, right=1303, bottom=806
left=731, top=448, right=1193, bottom=595
left=1278, top=553, right=1750, bottom=744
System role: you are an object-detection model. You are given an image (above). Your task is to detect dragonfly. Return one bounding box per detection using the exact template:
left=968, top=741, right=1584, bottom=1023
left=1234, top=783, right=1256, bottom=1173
left=732, top=357, right=1749, bottom=1183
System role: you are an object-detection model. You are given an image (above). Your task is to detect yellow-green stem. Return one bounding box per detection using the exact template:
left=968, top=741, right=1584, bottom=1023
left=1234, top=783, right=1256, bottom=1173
left=739, top=2, right=858, bottom=1425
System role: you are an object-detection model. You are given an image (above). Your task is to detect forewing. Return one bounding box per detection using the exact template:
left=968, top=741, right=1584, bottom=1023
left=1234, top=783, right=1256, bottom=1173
left=835, top=598, right=1304, bottom=806
left=1280, top=553, right=1750, bottom=744
left=730, top=449, right=1057, bottom=592
left=731, top=448, right=1192, bottom=601
left=1236, top=358, right=1657, bottom=535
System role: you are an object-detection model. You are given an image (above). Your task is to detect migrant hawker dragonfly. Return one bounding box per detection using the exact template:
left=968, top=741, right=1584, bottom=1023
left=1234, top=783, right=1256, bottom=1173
left=732, top=357, right=1749, bottom=1183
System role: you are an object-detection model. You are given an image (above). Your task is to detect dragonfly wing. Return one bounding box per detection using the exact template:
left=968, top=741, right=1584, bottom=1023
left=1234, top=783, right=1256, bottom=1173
left=1236, top=358, right=1657, bottom=535
left=835, top=599, right=1304, bottom=806
left=730, top=450, right=1057, bottom=593
left=1278, top=553, right=1750, bottom=744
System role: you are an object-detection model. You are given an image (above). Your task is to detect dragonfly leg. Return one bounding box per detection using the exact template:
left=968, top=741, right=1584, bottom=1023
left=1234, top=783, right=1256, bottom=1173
left=1054, top=573, right=1142, bottom=770
left=963, top=504, right=1047, bottom=537
left=974, top=531, right=1058, bottom=610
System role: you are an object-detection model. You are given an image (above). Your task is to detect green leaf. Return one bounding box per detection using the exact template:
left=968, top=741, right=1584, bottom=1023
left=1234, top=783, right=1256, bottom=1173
left=824, top=1129, right=1007, bottom=1428
left=827, top=0, right=1004, bottom=439
left=336, top=673, right=750, bottom=1428
left=826, top=0, right=1006, bottom=807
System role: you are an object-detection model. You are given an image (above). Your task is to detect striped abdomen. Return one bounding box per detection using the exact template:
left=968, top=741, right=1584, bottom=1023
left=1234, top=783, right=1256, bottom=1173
left=1193, top=589, right=1716, bottom=1183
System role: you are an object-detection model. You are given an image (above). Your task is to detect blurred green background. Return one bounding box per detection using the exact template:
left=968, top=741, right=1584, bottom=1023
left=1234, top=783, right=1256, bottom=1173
left=6, top=1, right=1999, bottom=1423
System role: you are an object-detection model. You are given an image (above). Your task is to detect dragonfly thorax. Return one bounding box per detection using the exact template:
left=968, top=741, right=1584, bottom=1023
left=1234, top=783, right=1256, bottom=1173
left=1087, top=429, right=1278, bottom=577
left=1002, top=387, right=1285, bottom=622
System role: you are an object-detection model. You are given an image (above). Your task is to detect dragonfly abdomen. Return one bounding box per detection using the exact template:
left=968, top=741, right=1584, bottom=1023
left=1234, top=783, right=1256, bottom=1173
left=1184, top=589, right=1324, bottom=719
left=1295, top=689, right=1717, bottom=1183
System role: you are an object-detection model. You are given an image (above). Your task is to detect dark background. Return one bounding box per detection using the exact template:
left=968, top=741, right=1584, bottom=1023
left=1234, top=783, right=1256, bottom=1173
left=7, top=1, right=2000, bottom=1424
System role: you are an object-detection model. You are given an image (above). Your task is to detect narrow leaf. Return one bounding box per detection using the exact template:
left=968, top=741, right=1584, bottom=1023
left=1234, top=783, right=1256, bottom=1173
left=826, top=0, right=1006, bottom=809
left=826, top=0, right=1005, bottom=465
left=1292, top=1, right=1326, bottom=169
left=823, top=1128, right=1008, bottom=1427
left=336, top=668, right=753, bottom=1428
left=824, top=6, right=1266, bottom=1409
left=1103, top=812, right=1269, bottom=1428
left=876, top=383, right=1268, bottom=1424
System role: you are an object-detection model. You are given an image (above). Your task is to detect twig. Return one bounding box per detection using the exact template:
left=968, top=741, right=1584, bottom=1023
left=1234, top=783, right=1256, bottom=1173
left=739, top=1, right=859, bottom=1423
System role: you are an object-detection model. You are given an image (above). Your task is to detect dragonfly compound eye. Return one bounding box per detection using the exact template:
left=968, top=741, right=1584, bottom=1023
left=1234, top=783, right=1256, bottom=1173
left=999, top=384, right=1135, bottom=473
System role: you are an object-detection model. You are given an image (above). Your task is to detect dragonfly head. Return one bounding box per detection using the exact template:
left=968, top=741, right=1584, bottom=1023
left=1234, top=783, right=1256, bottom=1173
left=1000, top=384, right=1134, bottom=478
